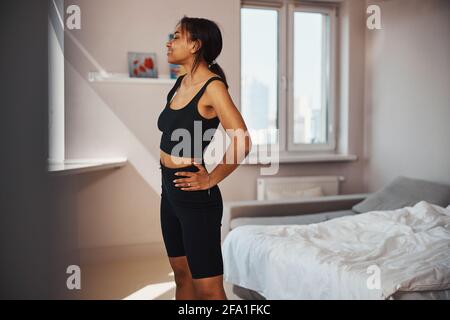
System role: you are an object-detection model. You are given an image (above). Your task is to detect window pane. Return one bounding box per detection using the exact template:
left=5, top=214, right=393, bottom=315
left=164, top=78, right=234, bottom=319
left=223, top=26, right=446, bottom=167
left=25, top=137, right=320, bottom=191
left=293, top=12, right=328, bottom=144
left=241, top=8, right=278, bottom=145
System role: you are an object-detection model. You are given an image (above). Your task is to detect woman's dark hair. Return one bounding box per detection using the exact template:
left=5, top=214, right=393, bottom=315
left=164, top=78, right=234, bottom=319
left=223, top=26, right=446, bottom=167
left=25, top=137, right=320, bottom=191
left=176, top=16, right=229, bottom=89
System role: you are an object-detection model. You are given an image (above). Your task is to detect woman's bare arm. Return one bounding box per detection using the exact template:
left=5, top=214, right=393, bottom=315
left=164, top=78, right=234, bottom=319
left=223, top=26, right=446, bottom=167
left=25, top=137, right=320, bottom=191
left=206, top=80, right=252, bottom=187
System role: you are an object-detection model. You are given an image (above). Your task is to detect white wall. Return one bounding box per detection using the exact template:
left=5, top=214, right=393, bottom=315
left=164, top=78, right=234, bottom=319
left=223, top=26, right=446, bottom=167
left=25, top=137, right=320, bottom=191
left=364, top=0, right=450, bottom=190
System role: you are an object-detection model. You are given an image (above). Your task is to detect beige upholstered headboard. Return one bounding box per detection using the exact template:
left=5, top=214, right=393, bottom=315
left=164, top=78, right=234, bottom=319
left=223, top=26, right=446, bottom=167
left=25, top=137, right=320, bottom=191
left=221, top=193, right=370, bottom=241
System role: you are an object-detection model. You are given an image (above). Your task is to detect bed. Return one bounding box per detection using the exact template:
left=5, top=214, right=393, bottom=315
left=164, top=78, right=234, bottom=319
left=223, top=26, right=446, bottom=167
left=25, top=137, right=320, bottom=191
left=222, top=176, right=450, bottom=300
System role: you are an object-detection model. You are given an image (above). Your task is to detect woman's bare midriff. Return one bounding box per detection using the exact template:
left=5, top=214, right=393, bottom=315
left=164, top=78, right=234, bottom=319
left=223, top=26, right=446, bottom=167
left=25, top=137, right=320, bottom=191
left=160, top=149, right=197, bottom=168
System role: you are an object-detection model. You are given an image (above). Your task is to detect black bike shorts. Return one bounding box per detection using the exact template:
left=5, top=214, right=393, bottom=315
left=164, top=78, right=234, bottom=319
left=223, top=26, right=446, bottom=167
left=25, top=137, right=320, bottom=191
left=159, top=159, right=224, bottom=279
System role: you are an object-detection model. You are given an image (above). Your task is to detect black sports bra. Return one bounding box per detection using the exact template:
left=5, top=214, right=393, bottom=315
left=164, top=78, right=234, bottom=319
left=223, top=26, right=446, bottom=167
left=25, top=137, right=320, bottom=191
left=157, top=74, right=225, bottom=163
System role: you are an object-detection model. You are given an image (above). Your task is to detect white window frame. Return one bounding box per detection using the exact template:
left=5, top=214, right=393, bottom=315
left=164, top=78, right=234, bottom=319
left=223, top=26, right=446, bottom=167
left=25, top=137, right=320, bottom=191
left=287, top=3, right=337, bottom=152
left=241, top=2, right=284, bottom=158
left=241, top=0, right=338, bottom=159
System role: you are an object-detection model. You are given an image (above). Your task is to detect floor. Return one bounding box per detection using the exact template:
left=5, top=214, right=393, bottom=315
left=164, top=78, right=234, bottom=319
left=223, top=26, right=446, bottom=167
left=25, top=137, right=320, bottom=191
left=78, top=254, right=242, bottom=300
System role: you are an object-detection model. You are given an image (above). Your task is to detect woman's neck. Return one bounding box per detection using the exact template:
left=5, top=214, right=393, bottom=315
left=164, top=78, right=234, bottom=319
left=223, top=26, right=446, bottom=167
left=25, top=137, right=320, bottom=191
left=182, top=61, right=212, bottom=86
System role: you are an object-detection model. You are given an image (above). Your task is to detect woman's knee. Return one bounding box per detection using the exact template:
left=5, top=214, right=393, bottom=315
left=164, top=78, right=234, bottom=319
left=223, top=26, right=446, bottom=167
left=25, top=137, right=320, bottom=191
left=192, top=275, right=226, bottom=299
left=169, top=256, right=193, bottom=286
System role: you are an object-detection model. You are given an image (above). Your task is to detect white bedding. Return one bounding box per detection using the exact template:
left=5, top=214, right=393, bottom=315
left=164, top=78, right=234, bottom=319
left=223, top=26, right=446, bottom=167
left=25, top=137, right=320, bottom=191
left=222, top=201, right=450, bottom=299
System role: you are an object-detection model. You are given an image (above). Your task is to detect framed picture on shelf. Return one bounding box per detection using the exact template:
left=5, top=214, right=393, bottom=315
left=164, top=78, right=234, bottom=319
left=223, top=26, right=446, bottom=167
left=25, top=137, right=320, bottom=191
left=127, top=52, right=158, bottom=78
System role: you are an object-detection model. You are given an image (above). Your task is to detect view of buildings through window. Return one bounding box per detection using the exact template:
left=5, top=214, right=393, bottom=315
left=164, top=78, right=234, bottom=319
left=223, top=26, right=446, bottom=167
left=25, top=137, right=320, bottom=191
left=241, top=8, right=279, bottom=146
left=293, top=11, right=328, bottom=145
left=241, top=5, right=332, bottom=150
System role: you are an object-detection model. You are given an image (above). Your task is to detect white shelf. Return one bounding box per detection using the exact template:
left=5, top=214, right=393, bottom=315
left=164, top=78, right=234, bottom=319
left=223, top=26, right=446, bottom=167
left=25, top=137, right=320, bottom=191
left=88, top=72, right=177, bottom=84
left=48, top=157, right=127, bottom=175
left=243, top=153, right=358, bottom=164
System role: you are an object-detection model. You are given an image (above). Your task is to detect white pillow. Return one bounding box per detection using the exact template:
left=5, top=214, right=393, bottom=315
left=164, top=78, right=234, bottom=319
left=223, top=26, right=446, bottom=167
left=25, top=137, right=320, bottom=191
left=266, top=186, right=323, bottom=200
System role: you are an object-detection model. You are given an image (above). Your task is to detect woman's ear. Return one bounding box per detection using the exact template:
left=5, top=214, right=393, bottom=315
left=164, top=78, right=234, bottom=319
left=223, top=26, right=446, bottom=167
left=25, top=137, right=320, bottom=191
left=190, top=39, right=202, bottom=54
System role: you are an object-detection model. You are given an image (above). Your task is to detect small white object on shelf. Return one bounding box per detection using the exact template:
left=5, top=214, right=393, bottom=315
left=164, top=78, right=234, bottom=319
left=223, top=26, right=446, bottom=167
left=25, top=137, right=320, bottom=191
left=88, top=72, right=176, bottom=84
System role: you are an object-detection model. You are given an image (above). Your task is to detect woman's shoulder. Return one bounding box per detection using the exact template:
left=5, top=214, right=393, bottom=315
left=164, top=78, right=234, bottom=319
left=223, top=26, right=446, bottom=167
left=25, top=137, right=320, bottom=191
left=208, top=73, right=223, bottom=80
left=204, top=76, right=228, bottom=96
left=206, top=74, right=226, bottom=86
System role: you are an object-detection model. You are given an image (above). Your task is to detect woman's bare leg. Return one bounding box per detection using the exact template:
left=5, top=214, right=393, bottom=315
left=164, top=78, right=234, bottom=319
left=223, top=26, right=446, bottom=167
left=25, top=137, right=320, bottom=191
left=192, top=274, right=227, bottom=300
left=168, top=256, right=197, bottom=300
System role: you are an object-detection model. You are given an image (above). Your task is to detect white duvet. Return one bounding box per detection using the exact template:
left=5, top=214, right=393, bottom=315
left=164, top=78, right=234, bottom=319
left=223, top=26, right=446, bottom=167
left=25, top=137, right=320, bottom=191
left=222, top=201, right=450, bottom=299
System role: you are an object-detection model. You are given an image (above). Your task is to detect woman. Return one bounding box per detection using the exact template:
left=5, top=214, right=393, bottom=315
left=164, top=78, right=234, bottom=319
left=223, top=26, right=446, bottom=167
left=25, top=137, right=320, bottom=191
left=157, top=16, right=252, bottom=300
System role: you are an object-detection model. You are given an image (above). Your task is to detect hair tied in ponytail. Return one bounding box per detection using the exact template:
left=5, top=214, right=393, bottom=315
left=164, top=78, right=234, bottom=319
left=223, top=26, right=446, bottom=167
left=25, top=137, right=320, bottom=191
left=208, top=60, right=217, bottom=68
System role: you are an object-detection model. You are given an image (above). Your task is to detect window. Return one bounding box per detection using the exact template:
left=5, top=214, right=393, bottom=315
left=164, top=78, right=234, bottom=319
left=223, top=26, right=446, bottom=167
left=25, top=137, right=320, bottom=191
left=241, top=0, right=337, bottom=156
left=241, top=7, right=279, bottom=146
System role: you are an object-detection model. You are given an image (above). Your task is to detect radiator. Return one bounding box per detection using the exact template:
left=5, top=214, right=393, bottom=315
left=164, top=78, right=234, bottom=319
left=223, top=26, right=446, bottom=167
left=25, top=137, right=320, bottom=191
left=257, top=175, right=345, bottom=200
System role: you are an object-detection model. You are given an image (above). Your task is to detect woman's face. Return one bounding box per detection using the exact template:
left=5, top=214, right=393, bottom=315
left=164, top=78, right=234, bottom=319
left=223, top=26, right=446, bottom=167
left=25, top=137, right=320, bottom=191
left=166, top=26, right=197, bottom=64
